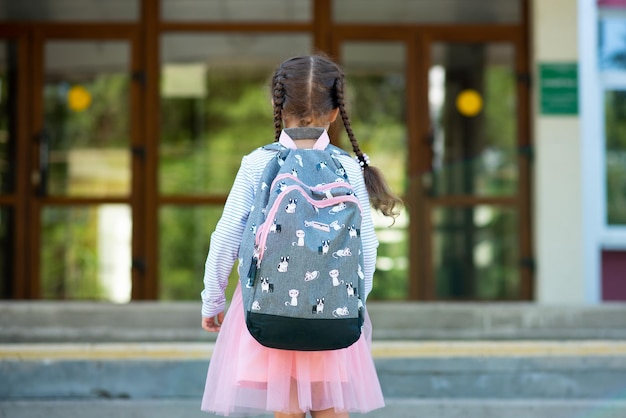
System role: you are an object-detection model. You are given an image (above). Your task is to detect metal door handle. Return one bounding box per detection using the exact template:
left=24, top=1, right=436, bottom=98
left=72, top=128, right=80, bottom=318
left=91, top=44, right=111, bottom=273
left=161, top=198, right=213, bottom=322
left=35, top=129, right=49, bottom=197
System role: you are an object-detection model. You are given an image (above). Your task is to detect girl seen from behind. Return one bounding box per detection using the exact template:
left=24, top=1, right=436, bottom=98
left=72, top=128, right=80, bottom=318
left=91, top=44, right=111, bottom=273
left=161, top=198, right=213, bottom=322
left=200, top=54, right=402, bottom=418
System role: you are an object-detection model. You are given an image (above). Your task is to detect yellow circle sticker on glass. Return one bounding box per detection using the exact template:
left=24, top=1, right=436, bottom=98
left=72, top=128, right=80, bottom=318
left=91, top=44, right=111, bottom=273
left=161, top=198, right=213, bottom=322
left=67, top=85, right=92, bottom=112
left=456, top=89, right=483, bottom=117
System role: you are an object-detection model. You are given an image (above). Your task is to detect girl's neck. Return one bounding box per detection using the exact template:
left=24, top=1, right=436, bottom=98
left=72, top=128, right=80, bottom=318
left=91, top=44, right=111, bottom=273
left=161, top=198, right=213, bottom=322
left=283, top=127, right=325, bottom=149
left=294, top=139, right=317, bottom=149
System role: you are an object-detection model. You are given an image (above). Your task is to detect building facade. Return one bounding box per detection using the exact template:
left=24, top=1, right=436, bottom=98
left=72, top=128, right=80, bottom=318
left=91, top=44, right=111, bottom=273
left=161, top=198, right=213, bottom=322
left=0, top=0, right=622, bottom=304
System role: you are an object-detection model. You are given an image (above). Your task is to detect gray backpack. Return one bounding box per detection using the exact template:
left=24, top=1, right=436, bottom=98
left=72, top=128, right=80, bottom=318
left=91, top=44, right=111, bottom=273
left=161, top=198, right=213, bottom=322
left=240, top=129, right=365, bottom=351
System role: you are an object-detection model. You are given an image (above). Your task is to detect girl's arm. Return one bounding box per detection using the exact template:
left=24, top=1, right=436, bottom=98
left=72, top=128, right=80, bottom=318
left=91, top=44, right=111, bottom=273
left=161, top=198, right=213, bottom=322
left=201, top=155, right=255, bottom=318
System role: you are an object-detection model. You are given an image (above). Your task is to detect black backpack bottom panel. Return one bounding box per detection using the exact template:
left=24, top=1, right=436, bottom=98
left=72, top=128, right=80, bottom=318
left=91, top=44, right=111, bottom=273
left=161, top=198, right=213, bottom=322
left=246, top=311, right=363, bottom=351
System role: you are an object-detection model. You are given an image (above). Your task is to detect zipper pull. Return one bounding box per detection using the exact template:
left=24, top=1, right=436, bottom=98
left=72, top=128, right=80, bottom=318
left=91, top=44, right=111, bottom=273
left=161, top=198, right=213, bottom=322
left=246, top=257, right=258, bottom=287
left=246, top=246, right=262, bottom=287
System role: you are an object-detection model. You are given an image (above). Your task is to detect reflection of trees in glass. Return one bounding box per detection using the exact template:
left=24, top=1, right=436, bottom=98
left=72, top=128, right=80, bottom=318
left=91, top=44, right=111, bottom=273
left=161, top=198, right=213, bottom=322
left=159, top=207, right=222, bottom=300
left=45, top=74, right=129, bottom=149
left=433, top=44, right=519, bottom=300
left=475, top=209, right=519, bottom=299
left=44, top=74, right=130, bottom=195
left=345, top=74, right=409, bottom=300
left=435, top=207, right=518, bottom=300
left=160, top=70, right=273, bottom=195
left=471, top=66, right=519, bottom=300
left=159, top=69, right=273, bottom=300
left=345, top=74, right=406, bottom=194
left=483, top=66, right=518, bottom=194
left=41, top=74, right=129, bottom=300
left=605, top=90, right=626, bottom=225
left=41, top=208, right=103, bottom=300
left=158, top=206, right=244, bottom=301
left=433, top=64, right=517, bottom=197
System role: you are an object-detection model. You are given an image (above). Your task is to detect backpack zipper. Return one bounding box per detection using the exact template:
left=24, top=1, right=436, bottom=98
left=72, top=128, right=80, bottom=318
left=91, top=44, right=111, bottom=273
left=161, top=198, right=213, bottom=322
left=270, top=173, right=354, bottom=196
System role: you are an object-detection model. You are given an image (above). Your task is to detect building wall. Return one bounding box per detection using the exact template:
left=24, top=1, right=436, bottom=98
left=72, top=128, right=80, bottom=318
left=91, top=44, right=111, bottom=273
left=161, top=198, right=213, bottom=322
left=532, top=0, right=586, bottom=303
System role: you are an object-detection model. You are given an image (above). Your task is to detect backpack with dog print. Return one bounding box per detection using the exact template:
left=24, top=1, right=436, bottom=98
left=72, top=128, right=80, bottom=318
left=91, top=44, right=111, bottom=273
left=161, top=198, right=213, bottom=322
left=239, top=128, right=365, bottom=351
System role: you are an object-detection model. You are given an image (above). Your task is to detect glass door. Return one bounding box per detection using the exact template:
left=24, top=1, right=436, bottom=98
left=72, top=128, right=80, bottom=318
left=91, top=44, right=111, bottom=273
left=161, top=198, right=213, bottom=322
left=334, top=28, right=531, bottom=301
left=30, top=30, right=141, bottom=301
left=337, top=41, right=410, bottom=300
left=158, top=33, right=312, bottom=301
left=423, top=37, right=531, bottom=300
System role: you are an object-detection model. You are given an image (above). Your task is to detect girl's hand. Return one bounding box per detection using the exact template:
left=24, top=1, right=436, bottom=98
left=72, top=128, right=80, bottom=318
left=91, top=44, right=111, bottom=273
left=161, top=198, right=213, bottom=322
left=202, top=313, right=225, bottom=332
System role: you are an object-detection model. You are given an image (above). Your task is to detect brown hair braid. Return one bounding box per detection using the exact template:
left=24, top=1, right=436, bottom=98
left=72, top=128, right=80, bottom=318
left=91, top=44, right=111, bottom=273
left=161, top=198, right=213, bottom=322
left=272, top=70, right=286, bottom=141
left=271, top=54, right=402, bottom=219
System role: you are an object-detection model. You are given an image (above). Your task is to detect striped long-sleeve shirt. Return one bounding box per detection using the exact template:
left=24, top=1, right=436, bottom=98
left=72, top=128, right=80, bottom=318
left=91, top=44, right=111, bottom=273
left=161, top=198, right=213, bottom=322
left=201, top=145, right=379, bottom=318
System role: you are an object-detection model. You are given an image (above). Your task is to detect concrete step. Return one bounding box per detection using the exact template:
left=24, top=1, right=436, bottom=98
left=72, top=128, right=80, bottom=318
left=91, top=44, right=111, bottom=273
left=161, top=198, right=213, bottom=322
left=2, top=301, right=626, bottom=342
left=3, top=398, right=626, bottom=418
left=2, top=341, right=626, bottom=401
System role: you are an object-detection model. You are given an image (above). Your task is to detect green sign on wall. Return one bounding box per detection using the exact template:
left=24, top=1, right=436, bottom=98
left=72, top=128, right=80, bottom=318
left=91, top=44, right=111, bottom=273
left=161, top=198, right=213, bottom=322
left=539, top=63, right=579, bottom=115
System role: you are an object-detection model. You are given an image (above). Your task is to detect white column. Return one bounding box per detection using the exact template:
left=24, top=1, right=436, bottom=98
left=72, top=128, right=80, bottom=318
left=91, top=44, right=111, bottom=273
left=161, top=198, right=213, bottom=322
left=578, top=0, right=602, bottom=304
left=532, top=0, right=585, bottom=303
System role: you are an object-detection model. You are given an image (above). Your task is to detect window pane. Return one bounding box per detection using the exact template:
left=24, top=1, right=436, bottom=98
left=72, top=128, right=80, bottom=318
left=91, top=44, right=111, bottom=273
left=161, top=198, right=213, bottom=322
left=160, top=33, right=311, bottom=196
left=334, top=0, right=520, bottom=23
left=605, top=90, right=626, bottom=225
left=161, top=0, right=311, bottom=22
left=0, top=0, right=139, bottom=21
left=0, top=40, right=17, bottom=194
left=43, top=41, right=131, bottom=197
left=429, top=43, right=518, bottom=197
left=341, top=42, right=409, bottom=300
left=0, top=207, right=12, bottom=298
left=159, top=205, right=239, bottom=300
left=433, top=206, right=520, bottom=300
left=599, top=16, right=626, bottom=71
left=41, top=205, right=131, bottom=302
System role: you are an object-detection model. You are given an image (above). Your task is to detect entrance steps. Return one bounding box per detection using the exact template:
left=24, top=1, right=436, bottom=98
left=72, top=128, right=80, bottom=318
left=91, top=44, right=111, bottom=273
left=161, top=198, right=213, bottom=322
left=2, top=340, right=626, bottom=417
left=2, top=302, right=626, bottom=417
left=2, top=301, right=626, bottom=342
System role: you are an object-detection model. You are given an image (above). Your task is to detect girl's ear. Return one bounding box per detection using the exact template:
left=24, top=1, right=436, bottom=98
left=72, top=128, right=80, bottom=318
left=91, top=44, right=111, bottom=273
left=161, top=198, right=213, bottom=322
left=329, top=108, right=339, bottom=123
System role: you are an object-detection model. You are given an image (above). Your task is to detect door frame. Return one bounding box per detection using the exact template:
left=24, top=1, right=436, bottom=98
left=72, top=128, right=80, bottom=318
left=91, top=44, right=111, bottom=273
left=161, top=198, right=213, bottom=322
left=332, top=23, right=532, bottom=301
left=0, top=27, right=30, bottom=298
left=420, top=27, right=532, bottom=301
left=17, top=24, right=146, bottom=299
left=0, top=1, right=530, bottom=302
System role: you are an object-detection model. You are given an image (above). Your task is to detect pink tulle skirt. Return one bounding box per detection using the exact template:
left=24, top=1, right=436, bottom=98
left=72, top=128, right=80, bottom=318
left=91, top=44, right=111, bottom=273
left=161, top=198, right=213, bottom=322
left=201, top=284, right=385, bottom=417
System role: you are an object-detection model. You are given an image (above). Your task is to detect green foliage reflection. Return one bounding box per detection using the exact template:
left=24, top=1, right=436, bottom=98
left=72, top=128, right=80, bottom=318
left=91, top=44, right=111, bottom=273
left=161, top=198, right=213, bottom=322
left=343, top=73, right=409, bottom=300
left=605, top=90, right=626, bottom=225
left=41, top=207, right=104, bottom=300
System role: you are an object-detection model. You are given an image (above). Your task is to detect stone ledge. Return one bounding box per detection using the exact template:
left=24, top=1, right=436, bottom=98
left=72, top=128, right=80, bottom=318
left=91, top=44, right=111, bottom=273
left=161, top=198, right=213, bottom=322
left=2, top=301, right=626, bottom=342
left=2, top=349, right=626, bottom=400
left=3, top=340, right=626, bottom=360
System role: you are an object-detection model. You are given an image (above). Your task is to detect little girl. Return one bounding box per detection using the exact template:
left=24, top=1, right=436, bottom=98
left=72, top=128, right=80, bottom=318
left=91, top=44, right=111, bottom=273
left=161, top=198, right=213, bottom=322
left=200, top=54, right=402, bottom=418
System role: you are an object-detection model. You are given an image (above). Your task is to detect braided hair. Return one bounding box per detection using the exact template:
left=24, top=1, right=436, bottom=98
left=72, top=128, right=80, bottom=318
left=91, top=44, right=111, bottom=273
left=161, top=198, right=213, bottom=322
left=271, top=55, right=402, bottom=219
